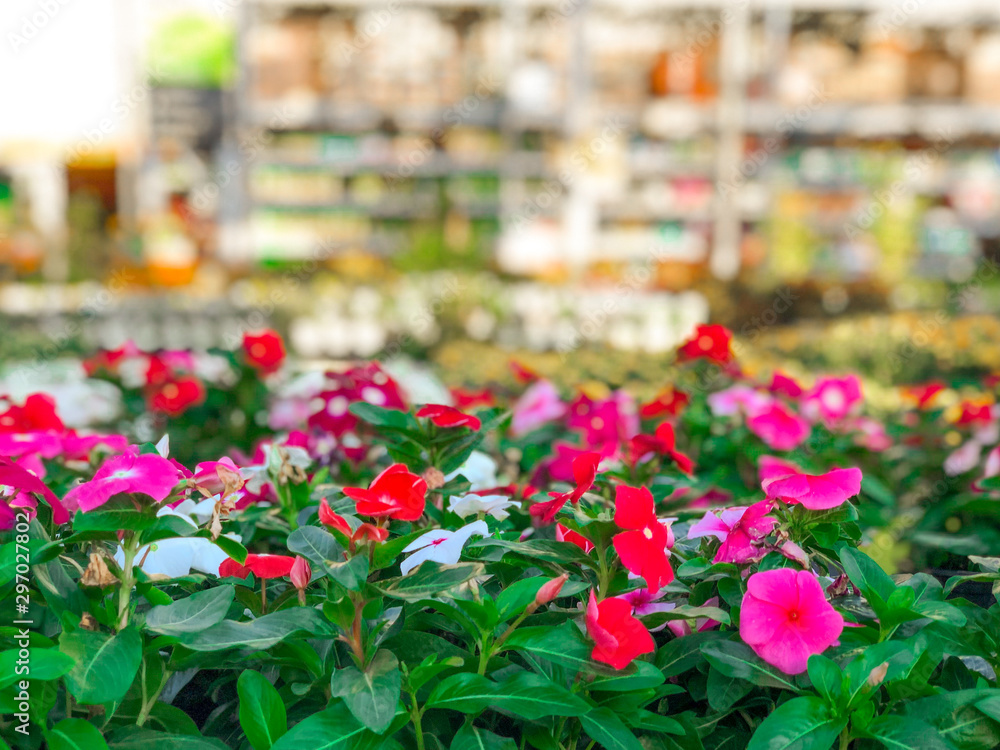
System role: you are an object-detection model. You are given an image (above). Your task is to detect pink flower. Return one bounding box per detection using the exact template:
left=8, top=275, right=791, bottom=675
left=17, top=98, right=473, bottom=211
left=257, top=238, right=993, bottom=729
left=707, top=386, right=773, bottom=417
left=802, top=375, right=862, bottom=426
left=769, top=371, right=804, bottom=399
left=747, top=403, right=811, bottom=451
left=0, top=432, right=64, bottom=459
left=758, top=456, right=804, bottom=484
left=763, top=467, right=862, bottom=511
left=945, top=440, right=982, bottom=477
left=849, top=417, right=892, bottom=452
left=511, top=380, right=566, bottom=436
left=740, top=568, right=844, bottom=674
left=567, top=392, right=639, bottom=454
left=612, top=486, right=674, bottom=595
left=63, top=450, right=184, bottom=513
left=687, top=500, right=776, bottom=563
left=191, top=457, right=245, bottom=496
left=0, top=456, right=69, bottom=526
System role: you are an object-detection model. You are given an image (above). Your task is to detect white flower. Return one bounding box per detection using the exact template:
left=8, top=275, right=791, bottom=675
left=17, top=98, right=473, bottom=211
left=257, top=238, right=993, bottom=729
left=399, top=520, right=490, bottom=575
left=113, top=502, right=239, bottom=579
left=448, top=493, right=521, bottom=521
left=444, top=451, right=498, bottom=491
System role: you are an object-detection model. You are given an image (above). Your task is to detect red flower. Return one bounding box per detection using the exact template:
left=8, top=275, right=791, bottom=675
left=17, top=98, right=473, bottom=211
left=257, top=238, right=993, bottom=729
left=529, top=451, right=602, bottom=525
left=416, top=404, right=481, bottom=431
left=640, top=387, right=689, bottom=419
left=0, top=394, right=64, bottom=433
left=677, top=324, right=733, bottom=364
left=957, top=400, right=993, bottom=426
left=901, top=381, right=944, bottom=409
left=318, top=497, right=352, bottom=536
left=510, top=360, right=539, bottom=384
left=243, top=330, right=286, bottom=374
left=611, top=486, right=674, bottom=594
left=450, top=387, right=495, bottom=410
left=585, top=590, right=655, bottom=670
left=318, top=497, right=389, bottom=547
left=219, top=553, right=296, bottom=580
left=148, top=376, right=206, bottom=417
left=343, top=463, right=427, bottom=522
left=628, top=422, right=693, bottom=475
left=556, top=523, right=594, bottom=553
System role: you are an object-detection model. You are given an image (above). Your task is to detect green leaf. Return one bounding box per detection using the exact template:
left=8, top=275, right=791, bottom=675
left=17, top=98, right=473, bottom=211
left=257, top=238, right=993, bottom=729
left=71, top=509, right=157, bottom=533
left=330, top=650, right=401, bottom=734
left=587, top=661, right=665, bottom=693
left=639, top=605, right=731, bottom=628
left=349, top=402, right=419, bottom=432
left=580, top=707, right=644, bottom=750
left=427, top=671, right=591, bottom=720
left=145, top=586, right=234, bottom=636
left=238, top=670, right=287, bottom=750
left=271, top=703, right=370, bottom=750
left=473, top=538, right=598, bottom=570
left=59, top=627, right=142, bottom=705
left=806, top=655, right=845, bottom=709
left=326, top=555, right=369, bottom=592
left=450, top=724, right=516, bottom=750
left=287, top=526, right=345, bottom=575
left=47, top=718, right=110, bottom=750
left=905, top=690, right=1000, bottom=750
left=177, top=608, right=334, bottom=651
left=377, top=562, right=484, bottom=601
left=863, top=715, right=952, bottom=750
left=0, top=647, right=75, bottom=689
left=746, top=696, right=847, bottom=750
left=502, top=621, right=616, bottom=675
left=706, top=666, right=752, bottom=712
left=840, top=547, right=894, bottom=612
left=701, top=640, right=801, bottom=692
left=656, top=631, right=725, bottom=678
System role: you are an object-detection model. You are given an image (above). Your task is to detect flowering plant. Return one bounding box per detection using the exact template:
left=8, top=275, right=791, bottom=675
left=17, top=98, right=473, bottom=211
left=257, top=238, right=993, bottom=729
left=1, top=326, right=999, bottom=749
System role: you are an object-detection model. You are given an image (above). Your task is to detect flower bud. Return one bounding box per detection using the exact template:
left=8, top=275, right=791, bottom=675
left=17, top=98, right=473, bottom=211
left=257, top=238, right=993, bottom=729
left=290, top=556, right=312, bottom=591
left=534, top=573, right=570, bottom=607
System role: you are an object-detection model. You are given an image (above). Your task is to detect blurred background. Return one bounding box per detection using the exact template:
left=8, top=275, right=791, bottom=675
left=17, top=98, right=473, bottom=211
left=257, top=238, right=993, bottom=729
left=2, top=0, right=1000, bottom=386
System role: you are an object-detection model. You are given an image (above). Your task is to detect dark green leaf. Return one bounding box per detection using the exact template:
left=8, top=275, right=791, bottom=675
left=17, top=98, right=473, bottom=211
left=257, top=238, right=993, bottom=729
left=426, top=671, right=591, bottom=720
left=580, top=707, right=644, bottom=750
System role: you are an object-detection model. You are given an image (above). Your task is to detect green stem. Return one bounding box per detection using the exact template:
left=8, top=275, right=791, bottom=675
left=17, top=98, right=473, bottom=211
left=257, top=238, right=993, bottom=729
left=839, top=729, right=851, bottom=750
left=595, top=544, right=611, bottom=598
left=136, top=667, right=171, bottom=727
left=117, top=533, right=140, bottom=631
left=480, top=605, right=536, bottom=675
left=409, top=693, right=425, bottom=750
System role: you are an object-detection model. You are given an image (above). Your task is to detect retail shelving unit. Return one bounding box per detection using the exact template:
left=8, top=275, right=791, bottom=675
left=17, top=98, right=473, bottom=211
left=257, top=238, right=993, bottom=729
left=230, top=0, right=1000, bottom=290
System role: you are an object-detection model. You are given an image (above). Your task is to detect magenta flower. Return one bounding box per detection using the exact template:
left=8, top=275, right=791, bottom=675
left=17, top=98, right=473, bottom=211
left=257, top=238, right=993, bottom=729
left=802, top=375, right=862, bottom=426
left=0, top=432, right=64, bottom=459
left=763, top=467, right=862, bottom=511
left=768, top=371, right=804, bottom=399
left=740, top=568, right=844, bottom=674
left=687, top=499, right=776, bottom=563
left=757, top=456, right=804, bottom=484
left=747, top=402, right=811, bottom=451
left=64, top=450, right=184, bottom=513
left=511, top=380, right=566, bottom=436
